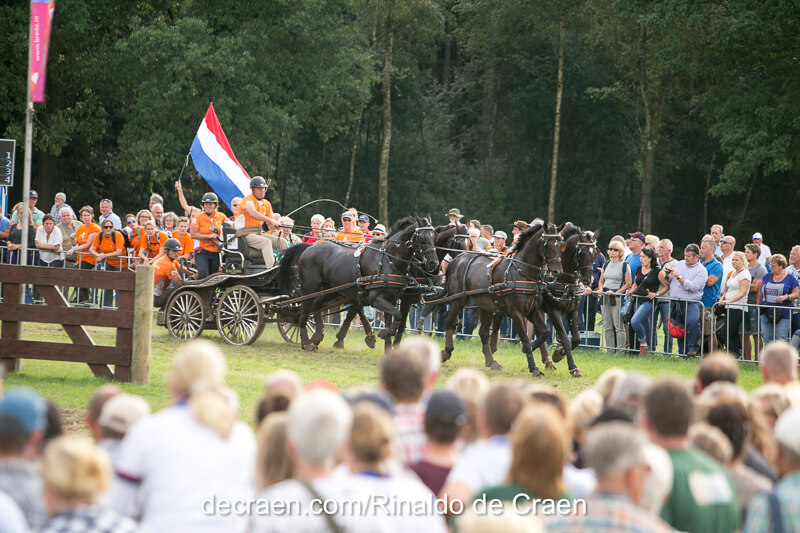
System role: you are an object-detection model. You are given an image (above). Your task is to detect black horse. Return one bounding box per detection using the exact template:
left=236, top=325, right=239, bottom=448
left=523, top=224, right=598, bottom=378
left=382, top=223, right=469, bottom=351
left=277, top=216, right=438, bottom=351
left=439, top=223, right=564, bottom=378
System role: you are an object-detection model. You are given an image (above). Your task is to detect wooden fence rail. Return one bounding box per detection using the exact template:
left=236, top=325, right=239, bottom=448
left=0, top=264, right=153, bottom=383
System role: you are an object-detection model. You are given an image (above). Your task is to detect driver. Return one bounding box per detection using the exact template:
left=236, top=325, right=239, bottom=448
left=234, top=176, right=287, bottom=267
left=153, top=238, right=195, bottom=307
left=190, top=192, right=227, bottom=279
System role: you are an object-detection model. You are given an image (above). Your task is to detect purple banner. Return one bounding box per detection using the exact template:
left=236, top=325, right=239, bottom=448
left=30, top=0, right=55, bottom=103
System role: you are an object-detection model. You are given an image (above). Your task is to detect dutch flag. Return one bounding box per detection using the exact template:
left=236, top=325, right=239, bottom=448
left=190, top=103, right=251, bottom=210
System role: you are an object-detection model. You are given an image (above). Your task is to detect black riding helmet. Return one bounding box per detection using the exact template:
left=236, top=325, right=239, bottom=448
left=164, top=238, right=182, bottom=252
left=201, top=192, right=218, bottom=204
left=250, top=176, right=267, bottom=188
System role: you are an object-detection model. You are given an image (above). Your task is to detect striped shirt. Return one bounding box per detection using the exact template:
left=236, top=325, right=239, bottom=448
left=744, top=471, right=800, bottom=533
left=393, top=402, right=426, bottom=465
left=0, top=461, right=48, bottom=529
left=668, top=260, right=708, bottom=301
left=545, top=492, right=674, bottom=533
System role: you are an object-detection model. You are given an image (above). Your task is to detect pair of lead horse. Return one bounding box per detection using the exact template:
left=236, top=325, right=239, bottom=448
left=277, top=217, right=597, bottom=379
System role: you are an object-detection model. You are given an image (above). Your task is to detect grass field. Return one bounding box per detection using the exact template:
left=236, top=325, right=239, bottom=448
left=2, top=318, right=764, bottom=431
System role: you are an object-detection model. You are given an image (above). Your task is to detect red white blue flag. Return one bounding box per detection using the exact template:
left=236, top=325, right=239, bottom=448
left=190, top=103, right=251, bottom=210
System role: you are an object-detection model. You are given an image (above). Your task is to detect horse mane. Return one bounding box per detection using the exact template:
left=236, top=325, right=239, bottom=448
left=561, top=223, right=582, bottom=242
left=387, top=216, right=417, bottom=238
left=512, top=222, right=544, bottom=252
left=276, top=242, right=311, bottom=294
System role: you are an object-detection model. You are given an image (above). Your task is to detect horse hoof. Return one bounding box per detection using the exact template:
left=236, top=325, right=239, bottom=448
left=333, top=340, right=344, bottom=349
left=302, top=344, right=318, bottom=353
left=488, top=361, right=503, bottom=371
left=545, top=361, right=557, bottom=371
left=531, top=368, right=546, bottom=379
left=552, top=347, right=565, bottom=363
left=377, top=329, right=390, bottom=340
left=365, top=335, right=377, bottom=349
left=441, top=350, right=452, bottom=363
left=570, top=368, right=583, bottom=378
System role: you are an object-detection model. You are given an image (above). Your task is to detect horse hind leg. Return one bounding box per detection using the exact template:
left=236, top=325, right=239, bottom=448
left=298, top=303, right=317, bottom=352
left=479, top=309, right=502, bottom=370
left=334, top=306, right=359, bottom=349
left=392, top=298, right=413, bottom=348
left=532, top=311, right=556, bottom=371
left=489, top=313, right=503, bottom=355
left=566, top=309, right=583, bottom=378
left=512, top=311, right=543, bottom=378
left=358, top=308, right=377, bottom=349
left=441, top=303, right=462, bottom=363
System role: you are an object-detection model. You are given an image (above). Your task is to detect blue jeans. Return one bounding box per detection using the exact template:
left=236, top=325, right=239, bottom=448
left=761, top=315, right=790, bottom=343
left=631, top=300, right=656, bottom=350
left=655, top=300, right=673, bottom=353
left=674, top=300, right=702, bottom=354
left=194, top=250, right=219, bottom=279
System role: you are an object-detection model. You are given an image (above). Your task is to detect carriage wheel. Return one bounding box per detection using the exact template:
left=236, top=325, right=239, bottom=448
left=216, top=285, right=265, bottom=346
left=277, top=315, right=317, bottom=344
left=165, top=290, right=207, bottom=341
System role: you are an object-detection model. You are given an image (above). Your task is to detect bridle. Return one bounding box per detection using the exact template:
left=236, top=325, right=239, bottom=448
left=539, top=233, right=564, bottom=279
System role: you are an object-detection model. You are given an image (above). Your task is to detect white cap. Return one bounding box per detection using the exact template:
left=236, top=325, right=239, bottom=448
left=493, top=230, right=507, bottom=240
left=98, top=393, right=151, bottom=434
left=774, top=407, right=800, bottom=456
left=373, top=224, right=387, bottom=234
left=752, top=232, right=763, bottom=240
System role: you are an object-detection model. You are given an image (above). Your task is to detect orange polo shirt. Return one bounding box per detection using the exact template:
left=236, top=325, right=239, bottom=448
left=235, top=194, right=273, bottom=230
left=139, top=231, right=168, bottom=259
left=76, top=223, right=100, bottom=266
left=91, top=231, right=125, bottom=268
left=174, top=232, right=194, bottom=255
left=191, top=211, right=227, bottom=252
left=335, top=227, right=364, bottom=243
left=153, top=254, right=180, bottom=296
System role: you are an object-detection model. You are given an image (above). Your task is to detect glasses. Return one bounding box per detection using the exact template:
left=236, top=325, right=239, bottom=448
left=608, top=248, right=619, bottom=252
left=103, top=225, right=114, bottom=229
left=341, top=217, right=353, bottom=221
left=127, top=220, right=135, bottom=225
left=721, top=240, right=732, bottom=245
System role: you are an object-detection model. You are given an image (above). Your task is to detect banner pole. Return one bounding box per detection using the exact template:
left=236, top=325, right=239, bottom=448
left=20, top=1, right=34, bottom=269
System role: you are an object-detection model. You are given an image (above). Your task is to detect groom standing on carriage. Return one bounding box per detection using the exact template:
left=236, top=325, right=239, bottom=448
left=234, top=176, right=287, bottom=268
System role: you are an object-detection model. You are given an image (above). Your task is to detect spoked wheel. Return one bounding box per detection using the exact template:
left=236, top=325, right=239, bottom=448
left=216, top=285, right=265, bottom=345
left=165, top=290, right=207, bottom=341
left=277, top=315, right=317, bottom=344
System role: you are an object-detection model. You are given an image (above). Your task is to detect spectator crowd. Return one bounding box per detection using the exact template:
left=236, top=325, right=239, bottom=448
left=1, top=336, right=800, bottom=532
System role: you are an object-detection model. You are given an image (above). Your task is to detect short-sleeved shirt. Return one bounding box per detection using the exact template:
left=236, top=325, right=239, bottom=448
left=626, top=251, right=642, bottom=273
left=302, top=232, right=322, bottom=244
left=39, top=505, right=137, bottom=533
left=235, top=194, right=273, bottom=229
left=632, top=266, right=662, bottom=297
left=724, top=268, right=752, bottom=310
left=153, top=254, right=180, bottom=297
left=0, top=216, right=10, bottom=243
left=35, top=226, right=65, bottom=263
left=99, top=211, right=122, bottom=230
left=744, top=471, right=800, bottom=533
left=747, top=263, right=768, bottom=304
left=602, top=261, right=629, bottom=292
left=409, top=460, right=451, bottom=497
left=173, top=232, right=194, bottom=255
left=761, top=273, right=800, bottom=320
left=129, top=227, right=145, bottom=252
left=702, top=258, right=723, bottom=307
left=75, top=223, right=100, bottom=266
left=335, top=227, right=364, bottom=242
left=591, top=253, right=607, bottom=289
left=91, top=231, right=125, bottom=268
left=11, top=207, right=44, bottom=226
left=661, top=448, right=740, bottom=533
left=445, top=436, right=511, bottom=494
left=139, top=231, right=168, bottom=259
left=191, top=211, right=226, bottom=253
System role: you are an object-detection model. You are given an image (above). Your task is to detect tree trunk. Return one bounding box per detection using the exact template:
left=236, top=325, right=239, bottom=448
left=547, top=0, right=566, bottom=224
left=378, top=21, right=394, bottom=224
left=736, top=168, right=758, bottom=233
left=638, top=80, right=656, bottom=233
left=482, top=64, right=498, bottom=184
left=703, top=150, right=716, bottom=230
left=317, top=141, right=327, bottom=196
left=443, top=5, right=452, bottom=144
left=344, top=112, right=362, bottom=206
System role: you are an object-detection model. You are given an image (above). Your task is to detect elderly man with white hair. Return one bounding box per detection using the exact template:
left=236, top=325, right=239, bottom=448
left=546, top=422, right=673, bottom=532
left=760, top=340, right=800, bottom=406
left=49, top=192, right=75, bottom=219
left=250, top=390, right=387, bottom=533
left=277, top=216, right=302, bottom=246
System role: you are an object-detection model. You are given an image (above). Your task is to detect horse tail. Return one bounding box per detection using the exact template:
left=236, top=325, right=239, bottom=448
left=277, top=243, right=311, bottom=295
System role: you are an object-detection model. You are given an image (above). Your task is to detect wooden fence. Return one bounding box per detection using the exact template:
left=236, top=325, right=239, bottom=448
left=0, top=264, right=153, bottom=383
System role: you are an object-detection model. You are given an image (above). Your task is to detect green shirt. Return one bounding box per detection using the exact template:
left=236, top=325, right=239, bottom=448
left=11, top=207, right=44, bottom=226
left=661, top=448, right=741, bottom=533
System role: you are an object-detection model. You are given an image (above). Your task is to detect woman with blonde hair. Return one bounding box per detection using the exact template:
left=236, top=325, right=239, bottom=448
left=39, top=436, right=136, bottom=532
left=345, top=402, right=446, bottom=532
left=110, top=339, right=255, bottom=532
left=475, top=404, right=573, bottom=506
left=446, top=368, right=489, bottom=445
left=597, top=240, right=632, bottom=353
left=717, top=250, right=751, bottom=355
left=255, top=412, right=294, bottom=490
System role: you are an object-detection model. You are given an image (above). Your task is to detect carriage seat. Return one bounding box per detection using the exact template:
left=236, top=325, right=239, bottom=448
left=221, top=223, right=274, bottom=269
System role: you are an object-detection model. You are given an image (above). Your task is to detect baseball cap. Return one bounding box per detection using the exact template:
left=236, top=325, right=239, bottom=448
left=29, top=190, right=38, bottom=199
left=752, top=232, right=763, bottom=240
left=477, top=237, right=490, bottom=251
left=0, top=389, right=46, bottom=434
left=425, top=390, right=466, bottom=431
left=358, top=214, right=369, bottom=223
left=98, top=393, right=151, bottom=434
left=628, top=231, right=646, bottom=243
left=530, top=217, right=544, bottom=227
left=373, top=224, right=387, bottom=234
left=340, top=212, right=353, bottom=220
left=493, top=230, right=507, bottom=240
left=774, top=407, right=800, bottom=456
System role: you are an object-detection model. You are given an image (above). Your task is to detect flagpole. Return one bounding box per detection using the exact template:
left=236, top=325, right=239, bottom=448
left=20, top=0, right=34, bottom=269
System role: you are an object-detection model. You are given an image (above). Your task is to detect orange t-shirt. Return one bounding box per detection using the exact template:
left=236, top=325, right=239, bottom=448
left=235, top=194, right=273, bottom=229
left=335, top=227, right=364, bottom=243
left=91, top=231, right=125, bottom=268
left=152, top=254, right=180, bottom=296
left=174, top=232, right=194, bottom=255
left=76, top=223, right=100, bottom=266
left=191, top=211, right=227, bottom=252
left=139, top=231, right=168, bottom=259
left=129, top=227, right=146, bottom=252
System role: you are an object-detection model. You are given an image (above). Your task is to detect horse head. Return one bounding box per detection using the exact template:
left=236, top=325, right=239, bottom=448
left=445, top=224, right=470, bottom=258
left=562, top=224, right=597, bottom=287
left=411, top=216, right=439, bottom=274
left=539, top=223, right=564, bottom=281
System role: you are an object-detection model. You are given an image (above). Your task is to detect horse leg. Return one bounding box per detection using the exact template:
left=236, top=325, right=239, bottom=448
left=358, top=308, right=377, bottom=349
left=383, top=315, right=394, bottom=353
left=566, top=308, right=583, bottom=377
left=441, top=301, right=463, bottom=363
left=311, top=310, right=325, bottom=346
left=298, top=302, right=317, bottom=352
left=372, top=294, right=402, bottom=339
left=479, top=309, right=502, bottom=370
left=392, top=297, right=413, bottom=348
left=512, top=310, right=544, bottom=378
left=333, top=306, right=359, bottom=349
left=531, top=310, right=556, bottom=371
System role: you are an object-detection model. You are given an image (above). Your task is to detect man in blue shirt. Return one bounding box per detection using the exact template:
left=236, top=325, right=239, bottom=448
left=700, top=239, right=723, bottom=353
left=626, top=231, right=644, bottom=273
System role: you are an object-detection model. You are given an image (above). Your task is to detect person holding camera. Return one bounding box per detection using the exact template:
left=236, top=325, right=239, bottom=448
left=597, top=240, right=632, bottom=353
left=757, top=253, right=799, bottom=343
left=191, top=192, right=227, bottom=279
left=664, top=243, right=708, bottom=356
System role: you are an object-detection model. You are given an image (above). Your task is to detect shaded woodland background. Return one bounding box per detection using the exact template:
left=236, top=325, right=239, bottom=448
left=1, top=0, right=798, bottom=250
